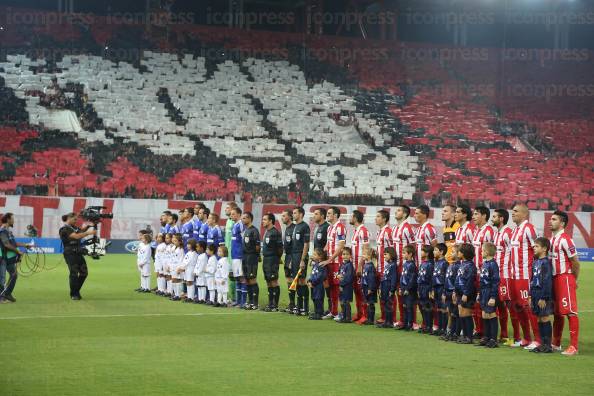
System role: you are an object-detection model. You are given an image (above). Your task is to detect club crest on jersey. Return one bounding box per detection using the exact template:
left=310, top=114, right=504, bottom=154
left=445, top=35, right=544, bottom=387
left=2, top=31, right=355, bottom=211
left=244, top=236, right=250, bottom=243
left=265, top=237, right=270, bottom=244
left=317, top=233, right=322, bottom=240
left=296, top=234, right=300, bottom=240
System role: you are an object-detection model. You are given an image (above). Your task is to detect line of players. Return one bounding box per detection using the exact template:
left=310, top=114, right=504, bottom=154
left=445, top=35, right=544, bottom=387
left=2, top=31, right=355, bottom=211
left=135, top=202, right=581, bottom=356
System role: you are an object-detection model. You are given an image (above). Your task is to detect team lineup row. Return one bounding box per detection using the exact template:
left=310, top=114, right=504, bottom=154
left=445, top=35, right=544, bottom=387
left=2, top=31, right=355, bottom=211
left=135, top=202, right=581, bottom=356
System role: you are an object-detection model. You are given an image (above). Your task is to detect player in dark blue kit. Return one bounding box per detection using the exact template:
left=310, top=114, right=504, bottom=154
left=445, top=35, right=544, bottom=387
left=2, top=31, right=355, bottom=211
left=361, top=246, right=377, bottom=325
left=160, top=211, right=172, bottom=235
left=530, top=238, right=554, bottom=353
left=206, top=213, right=224, bottom=248
left=432, top=244, right=448, bottom=336
left=337, top=249, right=354, bottom=323
left=397, top=245, right=417, bottom=331
left=230, top=207, right=246, bottom=307
left=180, top=207, right=194, bottom=250
left=441, top=246, right=461, bottom=341
left=417, top=245, right=435, bottom=334
left=169, top=213, right=180, bottom=234
left=477, top=242, right=500, bottom=348
left=197, top=208, right=210, bottom=243
left=192, top=203, right=206, bottom=241
left=308, top=249, right=328, bottom=320
left=455, top=244, right=477, bottom=344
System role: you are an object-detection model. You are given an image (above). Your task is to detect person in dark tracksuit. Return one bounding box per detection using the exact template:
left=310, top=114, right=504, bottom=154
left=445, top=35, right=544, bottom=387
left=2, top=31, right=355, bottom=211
left=337, top=249, right=354, bottom=323
left=308, top=249, right=328, bottom=320
left=377, top=247, right=398, bottom=328
left=477, top=242, right=500, bottom=348
left=290, top=207, right=310, bottom=316
left=530, top=238, right=554, bottom=353
left=455, top=244, right=477, bottom=344
left=442, top=247, right=461, bottom=341
left=361, top=246, right=377, bottom=325
left=281, top=209, right=295, bottom=313
left=432, top=244, right=448, bottom=336
left=417, top=245, right=435, bottom=334
left=261, top=213, right=284, bottom=312
left=241, top=212, right=261, bottom=310
left=397, top=245, right=417, bottom=331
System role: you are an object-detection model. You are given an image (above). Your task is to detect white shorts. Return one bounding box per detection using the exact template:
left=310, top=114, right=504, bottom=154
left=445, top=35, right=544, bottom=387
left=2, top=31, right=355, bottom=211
left=206, top=277, right=215, bottom=291
left=171, top=266, right=182, bottom=279
left=138, top=263, right=151, bottom=277
left=195, top=274, right=206, bottom=286
left=154, top=260, right=163, bottom=274
left=163, top=263, right=171, bottom=275
left=184, top=267, right=195, bottom=282
left=216, top=278, right=228, bottom=292
left=232, top=259, right=243, bottom=277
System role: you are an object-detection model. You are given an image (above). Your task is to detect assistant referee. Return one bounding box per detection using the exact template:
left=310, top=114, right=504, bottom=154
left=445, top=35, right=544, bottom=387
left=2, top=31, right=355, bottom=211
left=59, top=212, right=96, bottom=300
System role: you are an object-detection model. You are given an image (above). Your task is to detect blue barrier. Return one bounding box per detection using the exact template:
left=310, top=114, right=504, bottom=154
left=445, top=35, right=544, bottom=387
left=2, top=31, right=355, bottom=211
left=15, top=238, right=63, bottom=254
left=577, top=248, right=594, bottom=262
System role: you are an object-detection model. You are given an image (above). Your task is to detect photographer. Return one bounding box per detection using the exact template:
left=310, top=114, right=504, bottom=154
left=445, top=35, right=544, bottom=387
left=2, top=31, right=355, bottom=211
left=59, top=212, right=96, bottom=300
left=0, top=213, right=32, bottom=304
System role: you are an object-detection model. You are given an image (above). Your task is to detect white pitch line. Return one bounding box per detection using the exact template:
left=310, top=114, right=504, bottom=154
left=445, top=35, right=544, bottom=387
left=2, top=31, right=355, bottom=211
left=0, top=312, right=241, bottom=321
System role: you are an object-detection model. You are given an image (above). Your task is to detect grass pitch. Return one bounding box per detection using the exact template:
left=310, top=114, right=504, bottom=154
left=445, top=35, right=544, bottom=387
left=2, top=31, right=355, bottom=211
left=1, top=254, right=593, bottom=395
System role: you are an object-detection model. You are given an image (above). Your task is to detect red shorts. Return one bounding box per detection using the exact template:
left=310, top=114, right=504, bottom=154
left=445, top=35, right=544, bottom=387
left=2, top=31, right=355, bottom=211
left=553, top=274, right=578, bottom=315
left=511, top=279, right=529, bottom=307
left=329, top=263, right=340, bottom=286
left=498, top=278, right=512, bottom=301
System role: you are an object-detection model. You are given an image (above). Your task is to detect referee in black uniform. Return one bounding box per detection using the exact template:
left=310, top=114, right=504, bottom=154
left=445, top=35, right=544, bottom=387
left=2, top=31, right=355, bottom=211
left=281, top=209, right=296, bottom=312
left=241, top=211, right=261, bottom=310
left=59, top=212, right=96, bottom=300
left=312, top=207, right=331, bottom=315
left=290, top=207, right=310, bottom=316
left=261, top=213, right=283, bottom=312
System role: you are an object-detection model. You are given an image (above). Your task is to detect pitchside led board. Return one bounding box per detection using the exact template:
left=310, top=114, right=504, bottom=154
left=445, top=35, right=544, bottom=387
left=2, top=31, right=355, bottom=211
left=3, top=195, right=594, bottom=260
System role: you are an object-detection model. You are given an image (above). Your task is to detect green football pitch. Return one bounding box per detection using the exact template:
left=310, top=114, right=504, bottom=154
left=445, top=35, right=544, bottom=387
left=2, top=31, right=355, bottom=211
left=1, top=254, right=592, bottom=395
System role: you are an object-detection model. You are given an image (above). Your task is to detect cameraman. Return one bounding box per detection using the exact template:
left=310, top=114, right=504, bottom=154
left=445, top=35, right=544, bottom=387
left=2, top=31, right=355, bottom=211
left=59, top=212, right=96, bottom=300
left=0, top=213, right=32, bottom=304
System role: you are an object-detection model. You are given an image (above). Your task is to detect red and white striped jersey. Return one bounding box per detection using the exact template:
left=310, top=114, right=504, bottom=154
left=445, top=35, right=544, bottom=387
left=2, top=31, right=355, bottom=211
left=392, top=221, right=414, bottom=267
left=455, top=221, right=476, bottom=245
left=414, top=221, right=437, bottom=265
left=550, top=230, right=578, bottom=276
left=472, top=223, right=495, bottom=269
left=494, top=225, right=513, bottom=279
left=510, top=220, right=537, bottom=280
left=376, top=225, right=393, bottom=274
left=351, top=224, right=370, bottom=271
left=327, top=221, right=346, bottom=265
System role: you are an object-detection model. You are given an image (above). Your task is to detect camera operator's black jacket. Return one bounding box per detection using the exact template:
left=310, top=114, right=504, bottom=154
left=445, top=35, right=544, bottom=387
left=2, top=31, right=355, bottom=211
left=59, top=225, right=82, bottom=254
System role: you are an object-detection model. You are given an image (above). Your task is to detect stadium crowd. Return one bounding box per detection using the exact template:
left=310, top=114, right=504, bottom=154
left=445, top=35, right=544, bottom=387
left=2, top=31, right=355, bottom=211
left=135, top=201, right=581, bottom=356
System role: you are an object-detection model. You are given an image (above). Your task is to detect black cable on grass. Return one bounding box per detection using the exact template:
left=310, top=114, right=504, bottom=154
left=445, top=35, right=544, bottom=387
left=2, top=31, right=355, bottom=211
left=18, top=248, right=58, bottom=277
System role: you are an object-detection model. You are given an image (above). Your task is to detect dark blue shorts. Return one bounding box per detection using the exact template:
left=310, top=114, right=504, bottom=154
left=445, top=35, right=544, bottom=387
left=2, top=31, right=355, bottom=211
left=531, top=298, right=554, bottom=317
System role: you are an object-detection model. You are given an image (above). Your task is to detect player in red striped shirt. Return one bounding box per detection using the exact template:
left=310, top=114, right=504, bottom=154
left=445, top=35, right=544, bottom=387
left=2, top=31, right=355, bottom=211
left=471, top=206, right=495, bottom=338
left=320, top=206, right=346, bottom=319
left=350, top=210, right=370, bottom=324
left=549, top=210, right=581, bottom=356
left=392, top=205, right=414, bottom=327
left=414, top=205, right=437, bottom=330
left=375, top=210, right=393, bottom=324
left=492, top=208, right=519, bottom=345
left=455, top=205, right=475, bottom=245
left=510, top=203, right=540, bottom=350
